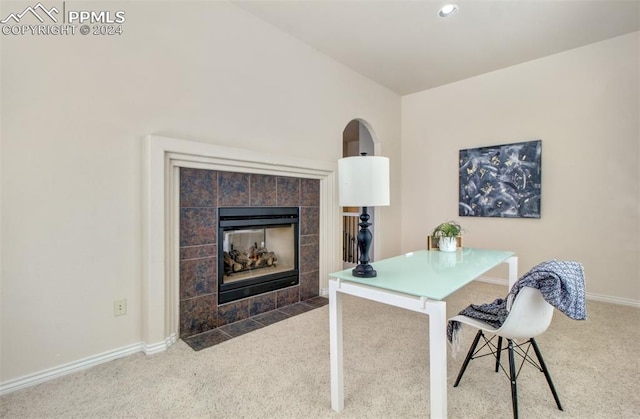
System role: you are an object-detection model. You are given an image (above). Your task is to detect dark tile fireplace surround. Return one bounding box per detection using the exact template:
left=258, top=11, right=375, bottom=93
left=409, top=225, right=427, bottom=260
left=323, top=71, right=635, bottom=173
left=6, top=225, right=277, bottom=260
left=180, top=168, right=323, bottom=348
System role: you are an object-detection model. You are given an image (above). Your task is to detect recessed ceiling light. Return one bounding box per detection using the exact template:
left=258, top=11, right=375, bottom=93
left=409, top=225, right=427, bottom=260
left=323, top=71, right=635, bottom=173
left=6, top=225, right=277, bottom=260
left=438, top=4, right=458, bottom=18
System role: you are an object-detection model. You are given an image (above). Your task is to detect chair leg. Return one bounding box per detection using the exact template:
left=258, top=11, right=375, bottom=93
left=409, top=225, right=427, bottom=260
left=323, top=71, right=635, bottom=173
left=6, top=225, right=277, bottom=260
left=508, top=339, right=519, bottom=419
left=495, top=336, right=503, bottom=372
left=530, top=338, right=563, bottom=411
left=453, top=330, right=483, bottom=387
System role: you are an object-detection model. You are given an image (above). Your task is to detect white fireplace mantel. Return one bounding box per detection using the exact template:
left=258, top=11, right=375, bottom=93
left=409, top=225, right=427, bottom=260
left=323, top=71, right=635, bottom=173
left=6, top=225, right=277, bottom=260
left=142, top=135, right=341, bottom=353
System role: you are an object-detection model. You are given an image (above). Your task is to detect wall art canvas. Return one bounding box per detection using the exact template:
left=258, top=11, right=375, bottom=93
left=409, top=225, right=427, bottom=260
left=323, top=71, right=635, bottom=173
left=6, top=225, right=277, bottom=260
left=459, top=140, right=541, bottom=218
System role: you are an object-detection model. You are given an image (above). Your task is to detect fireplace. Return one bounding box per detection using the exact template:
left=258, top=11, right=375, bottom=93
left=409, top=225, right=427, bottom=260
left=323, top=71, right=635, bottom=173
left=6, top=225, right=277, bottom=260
left=218, top=207, right=299, bottom=304
left=178, top=167, right=321, bottom=339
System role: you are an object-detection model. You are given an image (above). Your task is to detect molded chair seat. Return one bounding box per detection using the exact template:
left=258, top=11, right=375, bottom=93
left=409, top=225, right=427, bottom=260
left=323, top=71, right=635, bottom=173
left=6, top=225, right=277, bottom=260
left=450, top=287, right=562, bottom=419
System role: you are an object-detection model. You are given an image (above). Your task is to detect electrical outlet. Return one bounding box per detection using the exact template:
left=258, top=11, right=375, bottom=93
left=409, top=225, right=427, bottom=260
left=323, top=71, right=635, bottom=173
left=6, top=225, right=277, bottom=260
left=114, top=299, right=127, bottom=316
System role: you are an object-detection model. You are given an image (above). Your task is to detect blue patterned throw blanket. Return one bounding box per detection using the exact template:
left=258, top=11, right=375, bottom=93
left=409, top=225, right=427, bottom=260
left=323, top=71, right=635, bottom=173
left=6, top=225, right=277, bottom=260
left=447, top=260, right=586, bottom=353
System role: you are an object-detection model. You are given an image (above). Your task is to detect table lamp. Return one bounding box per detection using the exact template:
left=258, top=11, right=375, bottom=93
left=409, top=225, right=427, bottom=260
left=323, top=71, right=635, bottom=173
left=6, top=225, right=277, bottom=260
left=338, top=153, right=390, bottom=278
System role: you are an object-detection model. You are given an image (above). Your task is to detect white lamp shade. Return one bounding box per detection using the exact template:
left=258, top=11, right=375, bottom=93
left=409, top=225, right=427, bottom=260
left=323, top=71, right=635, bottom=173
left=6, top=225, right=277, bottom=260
left=338, top=155, right=390, bottom=207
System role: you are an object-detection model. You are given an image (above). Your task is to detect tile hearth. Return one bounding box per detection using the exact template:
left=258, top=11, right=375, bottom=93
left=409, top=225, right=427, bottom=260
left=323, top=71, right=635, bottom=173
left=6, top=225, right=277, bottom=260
left=182, top=296, right=328, bottom=351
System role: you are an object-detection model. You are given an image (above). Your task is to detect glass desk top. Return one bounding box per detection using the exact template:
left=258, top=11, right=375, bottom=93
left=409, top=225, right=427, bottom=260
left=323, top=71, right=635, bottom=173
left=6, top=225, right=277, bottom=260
left=329, top=248, right=514, bottom=301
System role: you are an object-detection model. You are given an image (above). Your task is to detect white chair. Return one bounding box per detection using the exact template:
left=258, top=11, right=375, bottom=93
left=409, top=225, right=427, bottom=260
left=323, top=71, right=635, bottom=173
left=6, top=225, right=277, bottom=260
left=450, top=286, right=563, bottom=419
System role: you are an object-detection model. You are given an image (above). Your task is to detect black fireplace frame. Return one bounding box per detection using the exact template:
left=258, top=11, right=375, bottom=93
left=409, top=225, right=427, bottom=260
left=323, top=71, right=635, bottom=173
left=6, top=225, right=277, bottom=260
left=218, top=206, right=299, bottom=304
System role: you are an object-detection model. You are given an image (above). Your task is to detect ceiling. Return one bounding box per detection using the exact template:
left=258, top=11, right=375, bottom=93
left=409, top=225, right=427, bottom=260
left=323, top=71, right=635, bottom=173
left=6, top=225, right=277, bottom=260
left=232, top=0, right=640, bottom=95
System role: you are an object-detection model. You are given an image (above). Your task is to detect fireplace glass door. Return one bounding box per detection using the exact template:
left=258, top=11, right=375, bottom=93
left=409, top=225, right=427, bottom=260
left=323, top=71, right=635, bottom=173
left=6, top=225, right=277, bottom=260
left=218, top=207, right=299, bottom=304
left=222, top=225, right=295, bottom=283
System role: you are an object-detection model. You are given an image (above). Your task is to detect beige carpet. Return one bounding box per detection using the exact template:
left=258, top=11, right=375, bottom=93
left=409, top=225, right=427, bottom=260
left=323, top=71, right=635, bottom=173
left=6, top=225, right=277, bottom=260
left=1, top=281, right=639, bottom=418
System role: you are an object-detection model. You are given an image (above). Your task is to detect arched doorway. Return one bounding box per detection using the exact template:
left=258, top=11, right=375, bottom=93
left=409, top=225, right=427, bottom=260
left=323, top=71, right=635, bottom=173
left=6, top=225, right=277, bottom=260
left=342, top=119, right=377, bottom=268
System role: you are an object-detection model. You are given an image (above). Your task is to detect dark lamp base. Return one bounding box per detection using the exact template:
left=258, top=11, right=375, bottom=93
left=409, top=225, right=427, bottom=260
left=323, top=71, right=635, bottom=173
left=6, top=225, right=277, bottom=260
left=352, top=263, right=377, bottom=278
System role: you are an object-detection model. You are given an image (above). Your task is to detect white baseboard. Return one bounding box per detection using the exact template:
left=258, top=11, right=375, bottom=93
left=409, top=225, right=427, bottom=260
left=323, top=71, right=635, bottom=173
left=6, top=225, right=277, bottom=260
left=476, top=276, right=640, bottom=308
left=476, top=275, right=509, bottom=286
left=142, top=333, right=177, bottom=355
left=585, top=292, right=640, bottom=308
left=0, top=336, right=174, bottom=396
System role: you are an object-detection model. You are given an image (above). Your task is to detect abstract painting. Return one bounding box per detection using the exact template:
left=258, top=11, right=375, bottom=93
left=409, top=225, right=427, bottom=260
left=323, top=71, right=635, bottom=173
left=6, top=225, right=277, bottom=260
left=459, top=140, right=541, bottom=218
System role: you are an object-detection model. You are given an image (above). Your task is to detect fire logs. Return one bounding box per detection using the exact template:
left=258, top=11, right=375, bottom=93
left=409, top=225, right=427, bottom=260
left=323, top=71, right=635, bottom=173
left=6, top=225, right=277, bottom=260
left=223, top=247, right=278, bottom=275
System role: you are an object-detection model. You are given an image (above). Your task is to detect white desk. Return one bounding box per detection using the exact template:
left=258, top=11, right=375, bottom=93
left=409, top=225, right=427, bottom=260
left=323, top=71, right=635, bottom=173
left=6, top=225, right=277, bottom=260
left=329, top=248, right=517, bottom=418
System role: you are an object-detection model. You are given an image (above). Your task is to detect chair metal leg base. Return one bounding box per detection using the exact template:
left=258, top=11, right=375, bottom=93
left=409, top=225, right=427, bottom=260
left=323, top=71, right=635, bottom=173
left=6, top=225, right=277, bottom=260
left=453, top=330, right=483, bottom=387
left=453, top=334, right=562, bottom=418
left=530, top=338, right=563, bottom=411
left=508, top=339, right=519, bottom=419
left=495, top=336, right=503, bottom=373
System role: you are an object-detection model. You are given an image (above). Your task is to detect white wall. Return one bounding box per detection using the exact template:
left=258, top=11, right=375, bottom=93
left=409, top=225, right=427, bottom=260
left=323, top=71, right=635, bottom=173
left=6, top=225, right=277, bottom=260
left=402, top=32, right=639, bottom=303
left=0, top=1, right=401, bottom=382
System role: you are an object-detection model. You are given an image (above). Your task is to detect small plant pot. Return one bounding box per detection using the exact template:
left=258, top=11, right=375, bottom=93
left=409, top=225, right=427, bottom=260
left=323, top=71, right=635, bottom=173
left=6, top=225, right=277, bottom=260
left=439, top=237, right=457, bottom=252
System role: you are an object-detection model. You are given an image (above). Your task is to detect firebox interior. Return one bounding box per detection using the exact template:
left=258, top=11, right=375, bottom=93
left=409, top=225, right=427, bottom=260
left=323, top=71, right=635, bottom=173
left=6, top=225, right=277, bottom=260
left=218, top=207, right=299, bottom=304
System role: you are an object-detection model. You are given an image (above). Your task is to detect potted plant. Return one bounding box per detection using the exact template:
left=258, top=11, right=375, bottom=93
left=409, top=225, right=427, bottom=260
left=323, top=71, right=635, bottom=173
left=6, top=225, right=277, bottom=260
left=431, top=221, right=464, bottom=252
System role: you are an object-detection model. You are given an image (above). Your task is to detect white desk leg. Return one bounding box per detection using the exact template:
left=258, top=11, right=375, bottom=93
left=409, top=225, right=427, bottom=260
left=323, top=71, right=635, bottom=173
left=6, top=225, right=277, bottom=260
left=329, top=280, right=344, bottom=412
left=507, top=256, right=518, bottom=290
left=428, top=300, right=447, bottom=419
